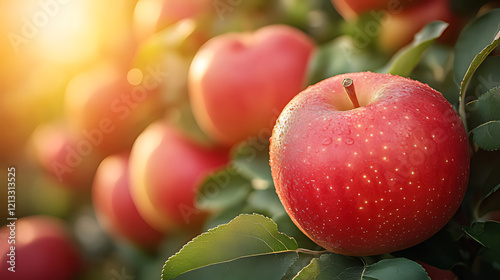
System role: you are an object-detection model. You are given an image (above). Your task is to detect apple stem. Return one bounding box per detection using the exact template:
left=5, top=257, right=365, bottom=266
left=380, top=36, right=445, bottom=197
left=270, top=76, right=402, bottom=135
left=342, top=78, right=360, bottom=108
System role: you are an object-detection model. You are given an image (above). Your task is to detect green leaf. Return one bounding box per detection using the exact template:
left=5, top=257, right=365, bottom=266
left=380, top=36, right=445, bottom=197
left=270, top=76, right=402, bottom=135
left=273, top=213, right=319, bottom=250
left=393, top=224, right=462, bottom=270
left=341, top=258, right=429, bottom=280
left=196, top=168, right=253, bottom=211
left=466, top=86, right=500, bottom=129
left=245, top=188, right=286, bottom=218
left=161, top=214, right=298, bottom=280
left=293, top=257, right=428, bottom=280
left=467, top=56, right=500, bottom=102
left=454, top=9, right=500, bottom=131
left=306, top=36, right=387, bottom=85
left=463, top=222, right=500, bottom=251
left=381, top=21, right=449, bottom=77
left=202, top=203, right=247, bottom=231
left=281, top=254, right=316, bottom=280
left=293, top=253, right=363, bottom=280
left=454, top=9, right=500, bottom=88
left=166, top=251, right=298, bottom=280
left=361, top=259, right=429, bottom=280
left=232, top=139, right=273, bottom=182
left=471, top=121, right=500, bottom=151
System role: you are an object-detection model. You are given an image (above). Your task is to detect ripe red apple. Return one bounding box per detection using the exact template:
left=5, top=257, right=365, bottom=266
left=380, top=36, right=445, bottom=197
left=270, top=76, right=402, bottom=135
left=92, top=152, right=164, bottom=249
left=378, top=0, right=461, bottom=53
left=64, top=62, right=166, bottom=156
left=418, top=261, right=458, bottom=280
left=189, top=24, right=315, bottom=146
left=129, top=121, right=229, bottom=233
left=0, top=216, right=83, bottom=280
left=30, top=122, right=103, bottom=190
left=270, top=72, right=470, bottom=256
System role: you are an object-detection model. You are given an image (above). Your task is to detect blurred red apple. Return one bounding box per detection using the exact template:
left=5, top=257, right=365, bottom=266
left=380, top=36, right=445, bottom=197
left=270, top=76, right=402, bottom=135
left=331, top=0, right=417, bottom=21
left=129, top=121, right=229, bottom=233
left=379, top=0, right=461, bottom=53
left=64, top=62, right=166, bottom=156
left=0, top=216, right=83, bottom=280
left=92, top=152, right=164, bottom=249
left=30, top=122, right=103, bottom=190
left=189, top=24, right=315, bottom=146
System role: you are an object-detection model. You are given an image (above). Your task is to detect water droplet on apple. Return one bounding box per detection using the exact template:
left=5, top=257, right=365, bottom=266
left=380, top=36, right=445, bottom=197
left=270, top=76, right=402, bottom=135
left=345, top=137, right=354, bottom=145
left=322, top=124, right=329, bottom=131
left=322, top=137, right=333, bottom=146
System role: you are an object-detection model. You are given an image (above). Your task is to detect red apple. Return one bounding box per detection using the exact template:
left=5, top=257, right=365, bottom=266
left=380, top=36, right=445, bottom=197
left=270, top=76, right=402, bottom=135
left=331, top=0, right=417, bottom=21
left=92, top=152, right=164, bottom=249
left=378, top=0, right=462, bottom=53
left=64, top=62, right=166, bottom=156
left=418, top=261, right=458, bottom=280
left=30, top=123, right=103, bottom=190
left=270, top=72, right=470, bottom=256
left=129, top=121, right=229, bottom=233
left=0, top=216, right=83, bottom=280
left=189, top=24, right=315, bottom=146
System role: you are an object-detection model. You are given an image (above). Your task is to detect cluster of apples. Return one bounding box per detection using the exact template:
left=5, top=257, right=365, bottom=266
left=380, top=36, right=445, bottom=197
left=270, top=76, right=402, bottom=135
left=0, top=0, right=476, bottom=279
left=9, top=2, right=316, bottom=273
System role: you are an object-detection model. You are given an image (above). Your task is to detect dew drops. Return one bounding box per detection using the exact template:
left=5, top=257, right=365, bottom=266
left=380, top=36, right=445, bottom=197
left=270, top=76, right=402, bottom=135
left=322, top=137, right=333, bottom=146
left=345, top=137, right=354, bottom=145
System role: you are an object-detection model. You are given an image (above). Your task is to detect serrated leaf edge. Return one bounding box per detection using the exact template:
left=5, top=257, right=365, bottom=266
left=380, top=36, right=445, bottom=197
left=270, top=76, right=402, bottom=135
left=161, top=213, right=298, bottom=280
left=470, top=120, right=500, bottom=151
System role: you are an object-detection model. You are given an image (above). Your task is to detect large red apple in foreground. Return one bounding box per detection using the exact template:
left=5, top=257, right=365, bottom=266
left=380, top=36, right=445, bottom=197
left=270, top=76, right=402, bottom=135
left=92, top=152, right=164, bottom=250
left=270, top=72, right=469, bottom=256
left=189, top=24, right=315, bottom=146
left=0, top=216, right=82, bottom=280
left=130, top=121, right=229, bottom=233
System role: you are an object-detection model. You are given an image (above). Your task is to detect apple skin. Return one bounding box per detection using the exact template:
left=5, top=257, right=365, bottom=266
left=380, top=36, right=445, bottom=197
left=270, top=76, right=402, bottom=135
left=65, top=62, right=166, bottom=157
left=30, top=123, right=104, bottom=190
left=189, top=24, right=315, bottom=146
left=92, top=152, right=164, bottom=250
left=270, top=72, right=470, bottom=256
left=129, top=121, right=229, bottom=233
left=0, top=216, right=83, bottom=280
left=379, top=0, right=462, bottom=53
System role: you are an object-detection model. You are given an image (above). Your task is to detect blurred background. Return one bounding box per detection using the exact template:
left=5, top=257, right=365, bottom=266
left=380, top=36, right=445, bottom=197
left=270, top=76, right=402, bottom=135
left=0, top=0, right=495, bottom=279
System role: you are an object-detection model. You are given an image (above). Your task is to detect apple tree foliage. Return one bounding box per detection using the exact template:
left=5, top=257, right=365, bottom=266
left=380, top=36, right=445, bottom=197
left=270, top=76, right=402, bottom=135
left=160, top=7, right=500, bottom=280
